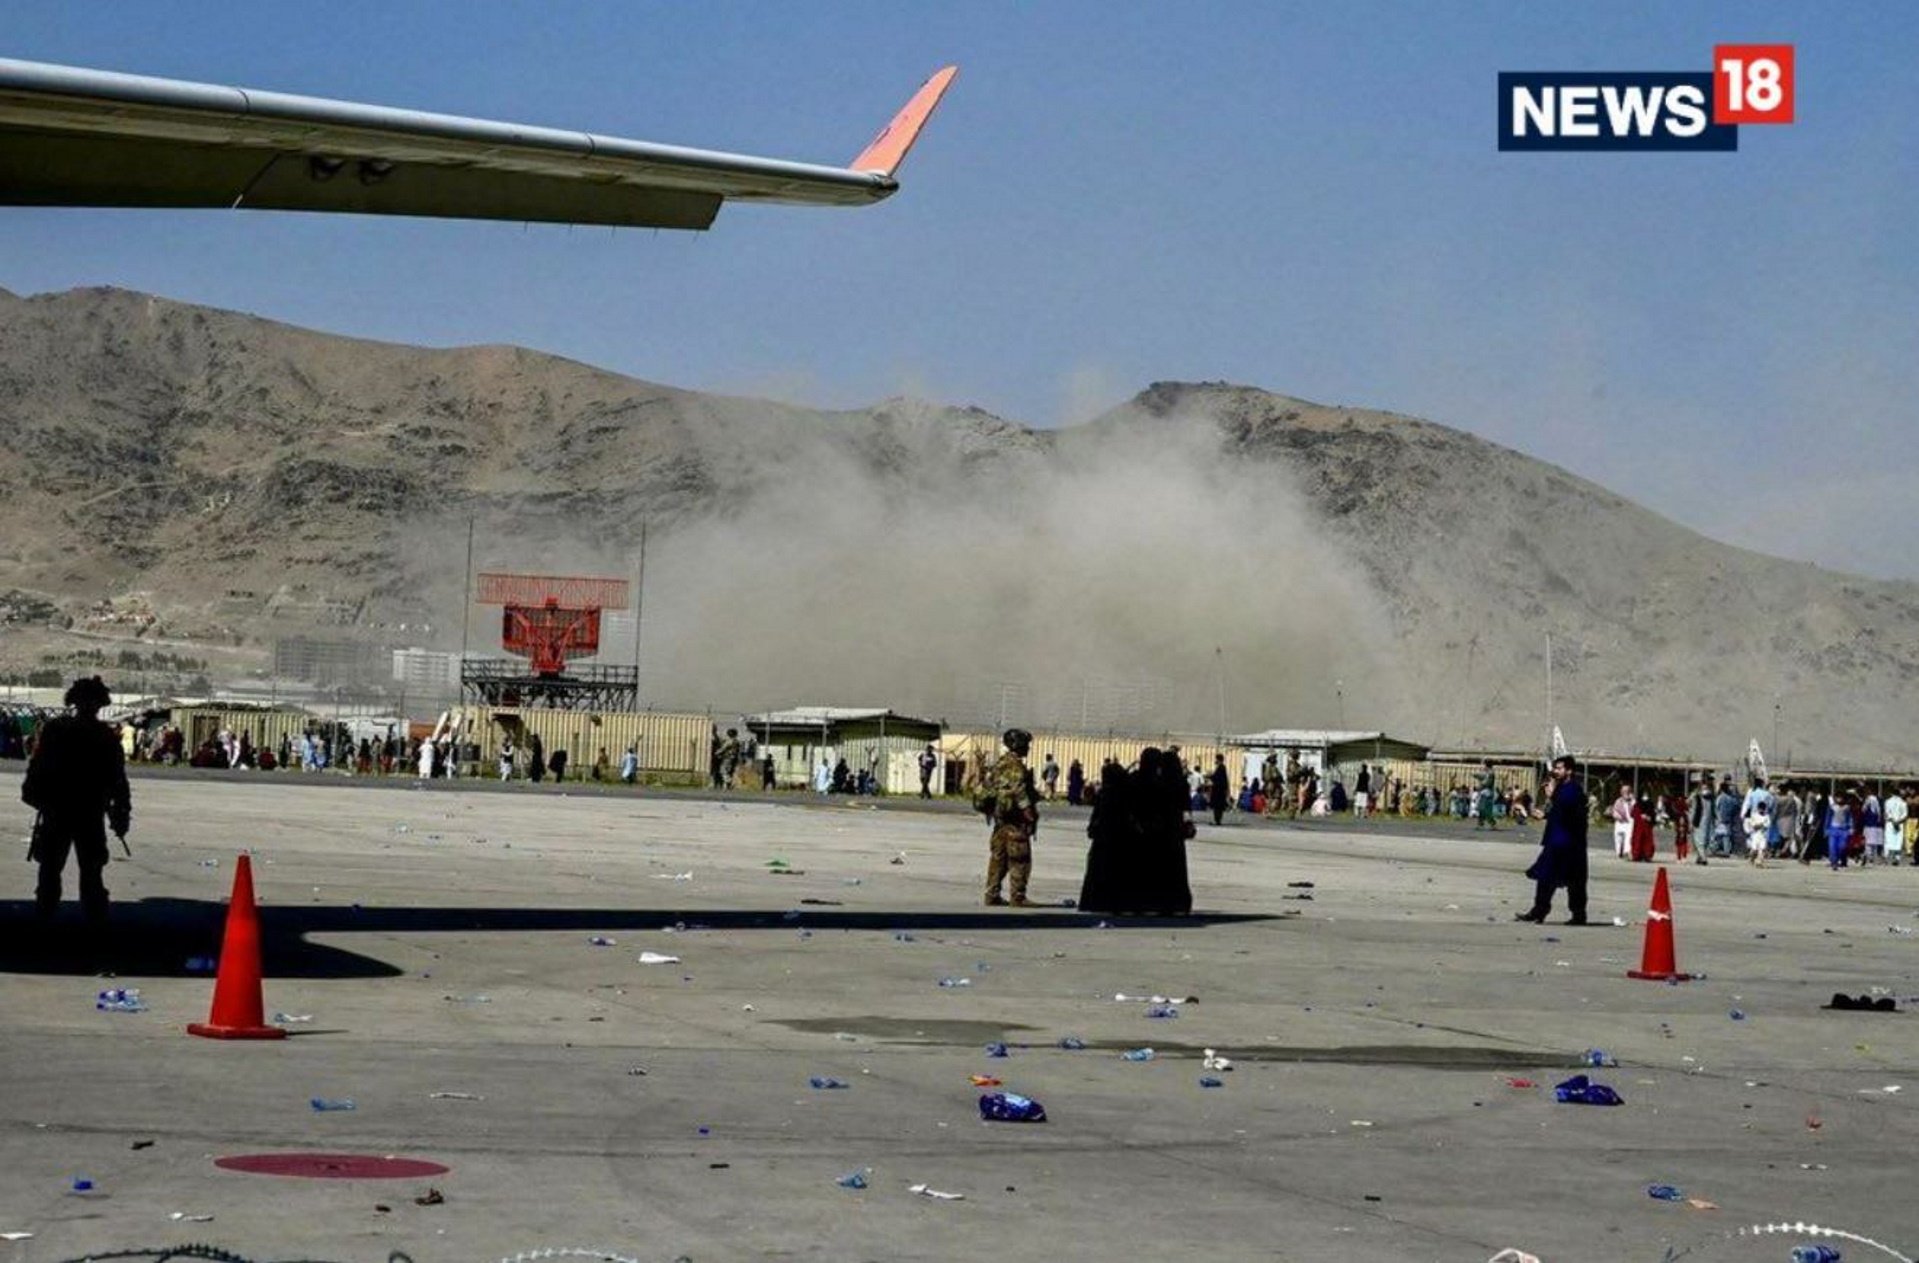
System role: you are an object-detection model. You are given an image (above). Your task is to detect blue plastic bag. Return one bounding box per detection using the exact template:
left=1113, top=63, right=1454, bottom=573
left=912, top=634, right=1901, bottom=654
left=1552, top=1074, right=1623, bottom=1106
left=979, top=1091, right=1047, bottom=1123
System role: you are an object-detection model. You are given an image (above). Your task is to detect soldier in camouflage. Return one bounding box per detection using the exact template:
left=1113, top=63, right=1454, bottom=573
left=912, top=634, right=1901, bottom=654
left=978, top=727, right=1040, bottom=906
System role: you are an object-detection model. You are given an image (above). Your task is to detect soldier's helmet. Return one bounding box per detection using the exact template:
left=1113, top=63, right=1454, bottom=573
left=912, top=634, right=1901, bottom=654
left=1002, top=728, right=1033, bottom=756
left=65, top=675, right=111, bottom=711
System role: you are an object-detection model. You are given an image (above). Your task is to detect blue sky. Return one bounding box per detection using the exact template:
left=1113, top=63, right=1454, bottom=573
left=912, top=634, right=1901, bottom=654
left=5, top=2, right=1916, bottom=577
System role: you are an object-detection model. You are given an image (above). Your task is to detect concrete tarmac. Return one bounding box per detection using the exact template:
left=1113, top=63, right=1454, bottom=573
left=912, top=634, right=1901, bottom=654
left=2, top=773, right=1915, bottom=1262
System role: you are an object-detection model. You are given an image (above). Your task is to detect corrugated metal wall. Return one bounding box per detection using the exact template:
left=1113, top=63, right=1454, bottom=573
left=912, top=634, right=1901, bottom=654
left=455, top=707, right=711, bottom=783
left=940, top=730, right=1240, bottom=797
left=176, top=706, right=314, bottom=754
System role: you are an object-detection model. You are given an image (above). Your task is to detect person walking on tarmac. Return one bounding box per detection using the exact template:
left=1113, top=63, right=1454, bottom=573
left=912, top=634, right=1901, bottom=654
left=22, top=676, right=131, bottom=920
left=1516, top=754, right=1588, bottom=925
left=977, top=728, right=1040, bottom=906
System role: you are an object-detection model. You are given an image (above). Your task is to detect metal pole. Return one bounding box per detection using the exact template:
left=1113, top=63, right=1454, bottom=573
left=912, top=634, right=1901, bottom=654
left=459, top=516, right=475, bottom=662
left=631, top=521, right=647, bottom=699
left=1545, top=631, right=1553, bottom=758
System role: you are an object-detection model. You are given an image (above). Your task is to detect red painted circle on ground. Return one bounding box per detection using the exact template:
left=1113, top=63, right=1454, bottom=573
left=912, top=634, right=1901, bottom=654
left=216, top=1153, right=449, bottom=1179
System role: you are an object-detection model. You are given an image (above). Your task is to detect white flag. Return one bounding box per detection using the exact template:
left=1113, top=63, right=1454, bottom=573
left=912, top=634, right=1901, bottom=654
left=1550, top=726, right=1568, bottom=758
left=1747, top=739, right=1767, bottom=780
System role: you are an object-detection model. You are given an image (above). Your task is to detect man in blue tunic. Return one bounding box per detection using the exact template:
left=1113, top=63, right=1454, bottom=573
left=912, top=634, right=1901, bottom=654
left=1516, top=755, right=1588, bottom=925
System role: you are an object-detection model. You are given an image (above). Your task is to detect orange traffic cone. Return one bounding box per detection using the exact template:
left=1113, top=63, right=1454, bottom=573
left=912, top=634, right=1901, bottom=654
left=188, top=854, right=286, bottom=1040
left=1626, top=866, right=1692, bottom=982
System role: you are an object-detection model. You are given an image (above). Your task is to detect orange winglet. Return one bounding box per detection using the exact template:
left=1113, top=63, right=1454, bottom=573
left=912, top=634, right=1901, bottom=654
left=850, top=65, right=958, bottom=176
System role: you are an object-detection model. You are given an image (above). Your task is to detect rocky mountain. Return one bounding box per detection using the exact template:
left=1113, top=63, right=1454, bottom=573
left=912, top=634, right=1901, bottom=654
left=2, top=284, right=1914, bottom=765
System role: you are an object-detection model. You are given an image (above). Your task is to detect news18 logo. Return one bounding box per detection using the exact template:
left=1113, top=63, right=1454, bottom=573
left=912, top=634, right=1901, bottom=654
left=1498, top=45, right=1794, bottom=151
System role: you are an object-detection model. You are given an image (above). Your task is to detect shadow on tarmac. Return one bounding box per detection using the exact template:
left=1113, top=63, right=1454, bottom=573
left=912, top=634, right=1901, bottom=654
left=0, top=899, right=1278, bottom=980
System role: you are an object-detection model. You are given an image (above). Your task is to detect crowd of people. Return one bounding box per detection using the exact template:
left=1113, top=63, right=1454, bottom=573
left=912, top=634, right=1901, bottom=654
left=1601, top=775, right=1914, bottom=868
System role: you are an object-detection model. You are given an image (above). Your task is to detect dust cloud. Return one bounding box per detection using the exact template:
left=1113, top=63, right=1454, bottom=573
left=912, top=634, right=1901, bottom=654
left=525, top=403, right=1412, bottom=734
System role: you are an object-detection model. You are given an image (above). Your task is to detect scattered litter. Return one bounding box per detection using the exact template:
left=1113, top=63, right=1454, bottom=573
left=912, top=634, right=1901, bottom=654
left=843, top=878, right=863, bottom=886
left=130, top=1140, right=155, bottom=1150
left=68, top=1177, right=100, bottom=1195
left=1552, top=1074, right=1622, bottom=1106
left=638, top=952, right=682, bottom=965
left=909, top=1183, right=964, bottom=1200
left=893, top=932, right=916, bottom=942
left=1806, top=1113, right=1823, bottom=1130
left=1486, top=1250, right=1540, bottom=1263
left=983, top=1042, right=1009, bottom=1058
left=1891, top=925, right=1915, bottom=935
left=587, top=936, right=617, bottom=947
left=890, top=853, right=906, bottom=865
left=1120, top=1048, right=1156, bottom=1062
left=833, top=1032, right=860, bottom=1042
left=1350, top=1120, right=1374, bottom=1128
left=413, top=1188, right=444, bottom=1206
left=979, top=1091, right=1047, bottom=1122
left=1685, top=1197, right=1717, bottom=1210
left=96, top=987, right=146, bottom=1013
left=809, top=1077, right=850, bottom=1090
left=970, top=1075, right=1003, bottom=1087
left=1202, top=1049, right=1234, bottom=1071
left=184, top=956, right=217, bottom=974
left=652, top=872, right=693, bottom=882
left=428, top=1091, right=484, bottom=1101
left=1791, top=1247, right=1842, bottom=1263
left=1057, top=1036, right=1086, bottom=1050
left=1647, top=1184, right=1684, bottom=1201
left=799, top=898, right=841, bottom=906
left=1612, top=916, right=1628, bottom=927
left=1287, top=881, right=1315, bottom=888
left=836, top=1169, right=870, bottom=1190
left=1144, top=1005, right=1180, bottom=1019
left=1799, top=1163, right=1829, bottom=1171
left=1580, top=1049, right=1618, bottom=1067
left=1113, top=993, right=1195, bottom=1004
left=937, top=977, right=972, bottom=988
left=1729, top=1009, right=1747, bottom=1021
left=1199, top=1076, right=1224, bottom=1088
left=0, top=1233, right=34, bottom=1241
left=442, top=994, right=490, bottom=1004
left=169, top=1212, right=214, bottom=1223
left=1825, top=993, right=1898, bottom=1012
left=271, top=1012, right=314, bottom=1025
left=309, top=1098, right=357, bottom=1112
left=1504, top=1078, right=1536, bottom=1089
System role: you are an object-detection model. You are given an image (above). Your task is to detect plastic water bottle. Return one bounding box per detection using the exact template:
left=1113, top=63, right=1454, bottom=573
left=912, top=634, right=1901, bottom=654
left=96, top=988, right=146, bottom=1013
left=937, top=977, right=971, bottom=988
left=1791, top=1247, right=1842, bottom=1263
left=309, top=1097, right=357, bottom=1111
left=978, top=1092, right=1047, bottom=1122
left=1121, top=1047, right=1156, bottom=1062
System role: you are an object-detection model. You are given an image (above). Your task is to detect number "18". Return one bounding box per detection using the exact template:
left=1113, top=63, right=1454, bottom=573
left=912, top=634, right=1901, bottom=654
left=1714, top=44, right=1795, bottom=125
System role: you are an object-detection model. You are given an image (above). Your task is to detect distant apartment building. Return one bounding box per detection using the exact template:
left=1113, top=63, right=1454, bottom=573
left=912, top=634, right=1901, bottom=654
left=273, top=636, right=379, bottom=686
left=391, top=648, right=462, bottom=694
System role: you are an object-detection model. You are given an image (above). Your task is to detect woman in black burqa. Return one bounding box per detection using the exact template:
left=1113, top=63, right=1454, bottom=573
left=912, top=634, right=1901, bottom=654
left=1142, top=748, right=1194, bottom=915
left=1078, top=760, right=1140, bottom=913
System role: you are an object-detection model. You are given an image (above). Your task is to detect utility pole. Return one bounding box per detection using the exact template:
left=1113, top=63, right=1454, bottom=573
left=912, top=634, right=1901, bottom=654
left=1213, top=647, right=1228, bottom=744
left=1545, top=631, right=1554, bottom=759
left=632, top=521, right=648, bottom=703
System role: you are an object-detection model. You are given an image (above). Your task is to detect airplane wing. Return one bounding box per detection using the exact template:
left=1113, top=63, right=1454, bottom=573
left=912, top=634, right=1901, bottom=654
left=0, top=58, right=956, bottom=230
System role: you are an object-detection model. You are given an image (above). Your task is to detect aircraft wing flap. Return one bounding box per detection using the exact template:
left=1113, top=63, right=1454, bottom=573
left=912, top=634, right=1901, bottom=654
left=0, top=57, right=931, bottom=226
